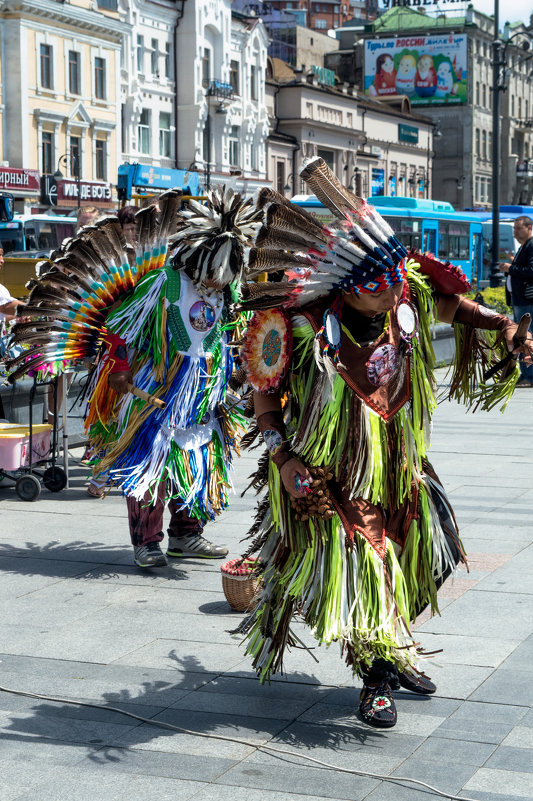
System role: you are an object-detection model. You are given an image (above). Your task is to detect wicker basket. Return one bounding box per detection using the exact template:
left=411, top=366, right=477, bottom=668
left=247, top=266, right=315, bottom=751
left=221, top=557, right=260, bottom=612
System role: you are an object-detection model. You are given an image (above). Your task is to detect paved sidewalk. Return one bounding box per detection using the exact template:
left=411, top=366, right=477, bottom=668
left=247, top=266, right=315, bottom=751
left=0, top=371, right=532, bottom=801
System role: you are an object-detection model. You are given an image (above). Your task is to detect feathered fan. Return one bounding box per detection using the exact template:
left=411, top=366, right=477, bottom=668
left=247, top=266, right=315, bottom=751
left=7, top=190, right=183, bottom=382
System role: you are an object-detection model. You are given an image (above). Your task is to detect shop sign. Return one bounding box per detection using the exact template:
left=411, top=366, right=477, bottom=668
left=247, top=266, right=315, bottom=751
left=311, top=65, right=336, bottom=88
left=399, top=124, right=419, bottom=144
left=371, top=167, right=385, bottom=196
left=0, top=167, right=40, bottom=195
left=41, top=176, right=114, bottom=207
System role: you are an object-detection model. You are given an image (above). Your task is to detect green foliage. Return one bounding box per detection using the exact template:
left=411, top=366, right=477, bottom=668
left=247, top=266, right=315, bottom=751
left=466, top=286, right=511, bottom=315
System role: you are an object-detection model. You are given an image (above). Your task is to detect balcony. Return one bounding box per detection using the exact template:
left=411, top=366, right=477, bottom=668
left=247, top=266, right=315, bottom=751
left=206, top=80, right=233, bottom=102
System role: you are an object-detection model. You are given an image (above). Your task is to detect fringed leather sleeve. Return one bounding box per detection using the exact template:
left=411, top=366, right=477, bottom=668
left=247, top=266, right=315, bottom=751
left=256, top=410, right=294, bottom=469
left=453, top=298, right=516, bottom=335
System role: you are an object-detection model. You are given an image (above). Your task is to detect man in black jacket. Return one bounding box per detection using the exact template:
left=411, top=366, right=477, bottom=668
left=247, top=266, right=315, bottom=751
left=502, top=216, right=533, bottom=387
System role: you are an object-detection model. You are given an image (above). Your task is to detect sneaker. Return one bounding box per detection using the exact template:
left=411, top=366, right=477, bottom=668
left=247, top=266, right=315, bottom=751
left=398, top=668, right=436, bottom=695
left=166, top=534, right=228, bottom=559
left=134, top=542, right=168, bottom=568
left=359, top=680, right=397, bottom=728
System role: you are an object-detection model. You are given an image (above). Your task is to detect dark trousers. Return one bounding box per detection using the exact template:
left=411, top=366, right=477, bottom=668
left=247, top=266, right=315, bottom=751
left=127, top=487, right=202, bottom=547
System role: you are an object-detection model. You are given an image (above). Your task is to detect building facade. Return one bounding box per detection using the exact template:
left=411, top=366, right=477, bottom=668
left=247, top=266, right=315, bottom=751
left=0, top=0, right=127, bottom=212
left=119, top=0, right=178, bottom=171
left=175, top=2, right=270, bottom=194
left=266, top=60, right=434, bottom=201
left=338, top=6, right=533, bottom=208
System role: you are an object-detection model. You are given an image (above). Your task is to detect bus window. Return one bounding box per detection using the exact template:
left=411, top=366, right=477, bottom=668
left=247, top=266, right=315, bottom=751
left=383, top=216, right=422, bottom=251
left=0, top=224, right=24, bottom=253
left=471, top=232, right=482, bottom=284
left=439, top=222, right=469, bottom=261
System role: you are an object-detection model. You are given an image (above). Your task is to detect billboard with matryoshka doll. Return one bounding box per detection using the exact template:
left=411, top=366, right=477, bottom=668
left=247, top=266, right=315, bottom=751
left=364, top=33, right=467, bottom=105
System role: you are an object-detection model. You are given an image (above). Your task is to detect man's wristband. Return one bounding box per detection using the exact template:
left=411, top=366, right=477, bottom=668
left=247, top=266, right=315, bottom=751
left=256, top=410, right=294, bottom=468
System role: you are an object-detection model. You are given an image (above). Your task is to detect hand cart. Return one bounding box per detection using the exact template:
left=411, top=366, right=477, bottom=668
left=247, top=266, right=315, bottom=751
left=0, top=374, right=67, bottom=501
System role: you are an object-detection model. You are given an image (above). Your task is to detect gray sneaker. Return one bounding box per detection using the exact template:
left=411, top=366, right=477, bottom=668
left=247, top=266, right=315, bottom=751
left=134, top=542, right=168, bottom=568
left=166, top=534, right=228, bottom=559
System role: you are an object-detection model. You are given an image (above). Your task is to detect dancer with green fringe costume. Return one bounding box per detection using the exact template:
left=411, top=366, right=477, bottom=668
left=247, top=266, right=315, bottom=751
left=238, top=158, right=533, bottom=729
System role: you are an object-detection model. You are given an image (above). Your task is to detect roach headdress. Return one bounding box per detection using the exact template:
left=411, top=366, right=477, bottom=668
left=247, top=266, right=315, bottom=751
left=169, top=186, right=263, bottom=290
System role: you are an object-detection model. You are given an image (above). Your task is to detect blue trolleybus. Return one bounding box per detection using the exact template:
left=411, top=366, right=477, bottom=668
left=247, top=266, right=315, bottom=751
left=290, top=195, right=484, bottom=285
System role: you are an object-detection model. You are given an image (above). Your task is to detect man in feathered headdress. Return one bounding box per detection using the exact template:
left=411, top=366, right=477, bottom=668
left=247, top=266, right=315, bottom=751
left=8, top=188, right=262, bottom=569
left=238, top=158, right=533, bottom=728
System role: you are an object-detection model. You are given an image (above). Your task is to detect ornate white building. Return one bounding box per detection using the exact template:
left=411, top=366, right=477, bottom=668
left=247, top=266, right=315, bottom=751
left=175, top=2, right=270, bottom=193
left=119, top=0, right=178, bottom=169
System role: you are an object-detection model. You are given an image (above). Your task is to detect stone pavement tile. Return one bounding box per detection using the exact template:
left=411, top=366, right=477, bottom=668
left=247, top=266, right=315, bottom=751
left=501, top=726, right=533, bottom=749
left=103, top=584, right=229, bottom=615
left=190, top=787, right=354, bottom=801
left=458, top=794, right=530, bottom=801
left=485, top=744, right=533, bottom=772
left=416, top=590, right=533, bottom=639
left=1, top=709, right=141, bottom=747
left=518, top=708, right=533, bottom=728
left=410, top=735, right=496, bottom=766
left=498, top=635, right=533, bottom=672
left=407, top=633, right=521, bottom=667
left=0, top=533, right=132, bottom=565
left=457, top=523, right=533, bottom=542
left=0, top=555, right=103, bottom=598
left=436, top=577, right=479, bottom=599
left=76, top=746, right=237, bottom=782
left=462, top=767, right=533, bottom=799
left=199, top=674, right=331, bottom=703
left=464, top=553, right=514, bottom=572
left=389, top=756, right=477, bottom=796
left=472, top=546, right=533, bottom=595
left=458, top=538, right=528, bottom=555
left=434, top=700, right=528, bottom=744
left=267, top=720, right=424, bottom=773
left=470, top=669, right=533, bottom=706
left=77, top=562, right=192, bottom=587
left=113, top=638, right=244, bottom=673
left=4, top=696, right=165, bottom=727
left=0, top=654, right=215, bottom=706
left=109, top=721, right=256, bottom=761
left=213, top=752, right=379, bottom=800
left=169, top=687, right=312, bottom=721
left=364, top=779, right=462, bottom=801
left=13, top=769, right=206, bottom=801
left=150, top=705, right=290, bottom=744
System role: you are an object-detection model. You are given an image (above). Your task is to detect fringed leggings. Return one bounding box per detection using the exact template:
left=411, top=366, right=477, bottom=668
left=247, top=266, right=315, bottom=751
left=126, top=486, right=202, bottom=547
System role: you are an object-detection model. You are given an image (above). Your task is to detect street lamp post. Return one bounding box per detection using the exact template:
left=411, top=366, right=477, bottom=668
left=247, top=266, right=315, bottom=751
left=283, top=172, right=294, bottom=195
left=490, top=0, right=502, bottom=287
left=54, top=153, right=81, bottom=209
left=490, top=4, right=532, bottom=286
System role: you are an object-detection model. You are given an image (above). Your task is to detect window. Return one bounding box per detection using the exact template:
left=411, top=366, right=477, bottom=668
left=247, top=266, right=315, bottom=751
left=482, top=84, right=486, bottom=107
left=68, top=50, right=80, bottom=95
left=95, top=139, right=106, bottom=180
left=488, top=131, right=492, bottom=160
left=512, top=95, right=515, bottom=116
left=229, top=125, right=240, bottom=166
left=42, top=131, right=53, bottom=174
left=159, top=111, right=171, bottom=157
left=476, top=81, right=479, bottom=105
left=317, top=148, right=335, bottom=171
left=518, top=97, right=522, bottom=118
left=250, top=65, right=257, bottom=100
left=138, top=108, right=150, bottom=154
left=482, top=130, right=487, bottom=159
left=230, top=60, right=240, bottom=95
left=475, top=128, right=480, bottom=157
left=151, top=38, right=159, bottom=75
left=97, top=0, right=118, bottom=9
left=164, top=43, right=172, bottom=79
left=70, top=136, right=81, bottom=177
left=315, top=19, right=327, bottom=29
left=438, top=222, right=469, bottom=261
left=40, top=44, right=53, bottom=89
left=137, top=35, right=144, bottom=73
left=202, top=48, right=210, bottom=88
left=95, top=57, right=106, bottom=100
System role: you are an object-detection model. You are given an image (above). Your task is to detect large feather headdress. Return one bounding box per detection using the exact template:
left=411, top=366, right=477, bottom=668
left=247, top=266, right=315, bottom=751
left=5, top=190, right=185, bottom=382
left=241, top=157, right=409, bottom=312
left=170, top=186, right=264, bottom=289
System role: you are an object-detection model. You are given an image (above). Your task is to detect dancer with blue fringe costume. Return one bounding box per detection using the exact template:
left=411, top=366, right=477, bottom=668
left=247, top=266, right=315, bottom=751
left=6, top=188, right=263, bottom=569
left=238, top=158, right=533, bottom=729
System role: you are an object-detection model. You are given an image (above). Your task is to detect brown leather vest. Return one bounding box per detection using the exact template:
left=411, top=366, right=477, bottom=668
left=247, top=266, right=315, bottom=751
left=300, top=294, right=411, bottom=421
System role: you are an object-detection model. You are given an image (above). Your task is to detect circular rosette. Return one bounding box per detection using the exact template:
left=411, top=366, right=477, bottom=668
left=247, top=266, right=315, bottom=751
left=242, top=309, right=292, bottom=393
